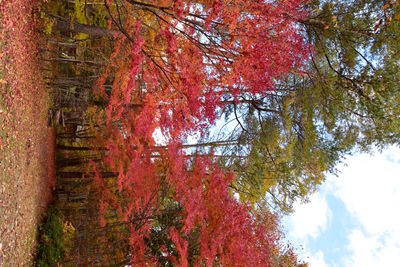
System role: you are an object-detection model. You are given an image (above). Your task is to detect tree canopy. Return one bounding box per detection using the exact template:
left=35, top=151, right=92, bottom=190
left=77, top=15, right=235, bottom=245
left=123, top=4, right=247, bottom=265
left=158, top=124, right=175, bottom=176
left=199, top=0, right=400, bottom=212
left=45, top=0, right=400, bottom=265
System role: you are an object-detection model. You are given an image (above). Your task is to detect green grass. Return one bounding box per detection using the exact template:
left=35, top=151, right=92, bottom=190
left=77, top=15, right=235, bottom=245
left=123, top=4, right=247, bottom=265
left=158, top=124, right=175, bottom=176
left=35, top=207, right=75, bottom=267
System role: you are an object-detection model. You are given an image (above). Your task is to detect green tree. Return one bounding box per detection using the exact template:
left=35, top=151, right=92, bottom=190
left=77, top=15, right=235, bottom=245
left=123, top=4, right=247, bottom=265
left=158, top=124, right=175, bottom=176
left=211, top=0, right=400, bottom=213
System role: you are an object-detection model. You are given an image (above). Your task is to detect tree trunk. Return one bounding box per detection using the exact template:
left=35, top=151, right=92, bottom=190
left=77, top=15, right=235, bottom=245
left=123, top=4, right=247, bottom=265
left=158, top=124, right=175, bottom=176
left=56, top=144, right=107, bottom=151
left=51, top=14, right=118, bottom=38
left=57, top=171, right=117, bottom=179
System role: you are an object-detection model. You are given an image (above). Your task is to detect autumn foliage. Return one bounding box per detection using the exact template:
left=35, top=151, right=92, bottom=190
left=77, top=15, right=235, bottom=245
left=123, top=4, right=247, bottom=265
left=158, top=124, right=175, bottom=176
left=98, top=0, right=309, bottom=138
left=78, top=0, right=311, bottom=265
left=92, top=145, right=301, bottom=265
left=90, top=0, right=304, bottom=264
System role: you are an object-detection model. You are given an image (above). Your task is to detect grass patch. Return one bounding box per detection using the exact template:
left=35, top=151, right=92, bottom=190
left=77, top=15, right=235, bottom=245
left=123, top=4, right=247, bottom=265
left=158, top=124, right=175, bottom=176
left=35, top=206, right=75, bottom=267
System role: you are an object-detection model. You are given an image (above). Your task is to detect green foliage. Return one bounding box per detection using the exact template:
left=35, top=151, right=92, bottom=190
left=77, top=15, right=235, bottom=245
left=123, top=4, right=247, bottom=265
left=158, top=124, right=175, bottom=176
left=73, top=0, right=89, bottom=40
left=304, top=0, right=400, bottom=148
left=41, top=13, right=55, bottom=35
left=35, top=207, right=75, bottom=267
left=217, top=0, right=400, bottom=213
left=228, top=91, right=336, bottom=212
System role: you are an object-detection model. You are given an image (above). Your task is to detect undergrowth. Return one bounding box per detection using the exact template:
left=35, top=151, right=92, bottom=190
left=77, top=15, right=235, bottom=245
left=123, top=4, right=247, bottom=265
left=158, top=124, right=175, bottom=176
left=35, top=206, right=75, bottom=267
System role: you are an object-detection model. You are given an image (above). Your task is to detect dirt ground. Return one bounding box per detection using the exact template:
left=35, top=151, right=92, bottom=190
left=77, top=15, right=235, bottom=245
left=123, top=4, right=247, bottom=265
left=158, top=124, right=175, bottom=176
left=0, top=0, right=55, bottom=265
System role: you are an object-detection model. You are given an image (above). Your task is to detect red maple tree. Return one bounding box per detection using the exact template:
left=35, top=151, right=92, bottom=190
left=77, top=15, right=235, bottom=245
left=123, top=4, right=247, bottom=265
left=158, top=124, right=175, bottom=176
left=98, top=0, right=309, bottom=139
left=90, top=0, right=310, bottom=265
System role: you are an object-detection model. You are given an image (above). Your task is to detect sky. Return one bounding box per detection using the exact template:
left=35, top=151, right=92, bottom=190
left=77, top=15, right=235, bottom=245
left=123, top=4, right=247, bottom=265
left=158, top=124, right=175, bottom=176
left=283, top=145, right=400, bottom=267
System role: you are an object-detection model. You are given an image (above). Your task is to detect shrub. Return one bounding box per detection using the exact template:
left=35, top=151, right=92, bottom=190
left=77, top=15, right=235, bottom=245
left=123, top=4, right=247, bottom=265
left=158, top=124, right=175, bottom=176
left=35, top=207, right=75, bottom=267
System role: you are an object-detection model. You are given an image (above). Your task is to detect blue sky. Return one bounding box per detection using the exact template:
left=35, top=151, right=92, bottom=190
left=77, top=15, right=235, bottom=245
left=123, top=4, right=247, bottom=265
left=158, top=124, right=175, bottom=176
left=283, top=145, right=400, bottom=266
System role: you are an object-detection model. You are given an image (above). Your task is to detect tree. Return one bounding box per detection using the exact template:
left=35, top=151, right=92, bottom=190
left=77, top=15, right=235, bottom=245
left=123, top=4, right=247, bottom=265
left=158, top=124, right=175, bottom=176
left=98, top=0, right=309, bottom=137
left=91, top=142, right=305, bottom=266
left=48, top=0, right=400, bottom=215
left=46, top=0, right=400, bottom=264
left=201, top=0, right=400, bottom=212
left=78, top=0, right=312, bottom=264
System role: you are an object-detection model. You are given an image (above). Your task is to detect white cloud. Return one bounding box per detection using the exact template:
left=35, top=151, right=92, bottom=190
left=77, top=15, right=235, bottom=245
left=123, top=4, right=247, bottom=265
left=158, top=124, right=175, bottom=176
left=331, top=146, right=400, bottom=267
left=284, top=145, right=400, bottom=267
left=332, top=146, right=400, bottom=237
left=306, top=250, right=330, bottom=267
left=345, top=230, right=400, bottom=267
left=286, top=191, right=331, bottom=240
left=283, top=178, right=331, bottom=266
